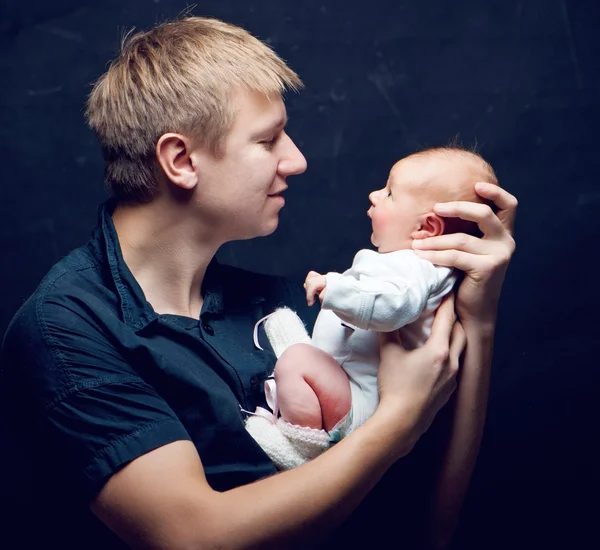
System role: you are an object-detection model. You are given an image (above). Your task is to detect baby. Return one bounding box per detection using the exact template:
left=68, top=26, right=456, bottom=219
left=246, top=146, right=499, bottom=469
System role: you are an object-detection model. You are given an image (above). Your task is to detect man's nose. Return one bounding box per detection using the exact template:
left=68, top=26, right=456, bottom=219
left=278, top=132, right=307, bottom=176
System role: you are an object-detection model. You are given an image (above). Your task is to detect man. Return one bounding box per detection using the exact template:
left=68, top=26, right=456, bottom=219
left=1, top=16, right=516, bottom=549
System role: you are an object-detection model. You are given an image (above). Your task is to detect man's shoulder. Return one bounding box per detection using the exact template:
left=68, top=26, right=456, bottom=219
left=1, top=245, right=113, bottom=408
left=3, top=245, right=108, bottom=351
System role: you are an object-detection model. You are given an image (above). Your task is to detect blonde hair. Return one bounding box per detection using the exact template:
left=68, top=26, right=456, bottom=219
left=85, top=16, right=303, bottom=203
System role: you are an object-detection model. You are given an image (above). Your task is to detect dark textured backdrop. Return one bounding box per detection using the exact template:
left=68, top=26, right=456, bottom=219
left=1, top=1, right=598, bottom=548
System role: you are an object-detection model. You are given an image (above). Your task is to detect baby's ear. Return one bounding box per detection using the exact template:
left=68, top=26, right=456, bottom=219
left=411, top=213, right=445, bottom=239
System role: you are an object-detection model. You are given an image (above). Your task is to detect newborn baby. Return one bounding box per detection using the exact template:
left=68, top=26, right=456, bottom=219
left=246, top=146, right=499, bottom=469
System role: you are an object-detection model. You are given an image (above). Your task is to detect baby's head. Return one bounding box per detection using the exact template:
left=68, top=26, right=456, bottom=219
left=367, top=147, right=498, bottom=253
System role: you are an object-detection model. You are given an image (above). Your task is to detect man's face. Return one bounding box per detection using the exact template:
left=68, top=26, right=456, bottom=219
left=191, top=89, right=307, bottom=242
left=367, top=157, right=430, bottom=253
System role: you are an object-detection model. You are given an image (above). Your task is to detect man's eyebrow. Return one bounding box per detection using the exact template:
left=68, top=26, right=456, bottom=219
left=271, top=116, right=288, bottom=130
left=260, top=116, right=288, bottom=134
left=250, top=116, right=288, bottom=140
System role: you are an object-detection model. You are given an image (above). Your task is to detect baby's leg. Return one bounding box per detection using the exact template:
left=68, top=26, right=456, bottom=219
left=274, top=343, right=351, bottom=431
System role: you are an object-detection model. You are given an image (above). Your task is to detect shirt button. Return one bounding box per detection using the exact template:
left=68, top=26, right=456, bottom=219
left=202, top=322, right=214, bottom=336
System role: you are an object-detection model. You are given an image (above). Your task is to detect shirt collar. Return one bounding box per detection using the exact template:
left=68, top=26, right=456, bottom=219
left=89, top=200, right=264, bottom=330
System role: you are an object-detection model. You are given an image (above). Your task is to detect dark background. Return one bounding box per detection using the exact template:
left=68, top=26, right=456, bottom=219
left=1, top=0, right=598, bottom=548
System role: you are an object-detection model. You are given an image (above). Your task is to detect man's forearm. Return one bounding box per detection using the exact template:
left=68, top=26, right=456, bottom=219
left=427, top=324, right=495, bottom=549
left=208, top=410, right=417, bottom=549
left=94, top=412, right=416, bottom=550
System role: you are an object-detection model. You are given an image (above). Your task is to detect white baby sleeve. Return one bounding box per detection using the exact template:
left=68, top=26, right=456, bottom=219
left=322, top=249, right=443, bottom=332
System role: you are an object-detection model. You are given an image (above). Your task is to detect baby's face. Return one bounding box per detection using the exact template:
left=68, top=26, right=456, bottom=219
left=367, top=151, right=493, bottom=253
left=367, top=156, right=440, bottom=253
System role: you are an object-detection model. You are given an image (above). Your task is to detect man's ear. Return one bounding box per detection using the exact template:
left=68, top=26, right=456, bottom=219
left=411, top=212, right=445, bottom=239
left=156, top=133, right=199, bottom=190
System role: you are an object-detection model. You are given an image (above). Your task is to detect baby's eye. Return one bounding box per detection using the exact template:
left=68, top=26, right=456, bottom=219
left=386, top=190, right=392, bottom=197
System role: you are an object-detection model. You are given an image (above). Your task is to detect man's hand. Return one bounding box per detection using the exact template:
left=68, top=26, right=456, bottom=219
left=304, top=271, right=327, bottom=306
left=412, top=182, right=517, bottom=329
left=376, top=293, right=465, bottom=453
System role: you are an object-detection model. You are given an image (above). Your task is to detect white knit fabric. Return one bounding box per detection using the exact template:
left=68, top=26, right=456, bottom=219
left=245, top=414, right=330, bottom=471
left=263, top=307, right=312, bottom=357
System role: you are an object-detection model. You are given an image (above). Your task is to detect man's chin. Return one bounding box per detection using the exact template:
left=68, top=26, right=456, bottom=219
left=257, top=218, right=280, bottom=238
left=229, top=220, right=279, bottom=241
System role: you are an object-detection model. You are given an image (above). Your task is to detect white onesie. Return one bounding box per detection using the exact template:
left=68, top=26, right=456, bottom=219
left=312, top=248, right=457, bottom=434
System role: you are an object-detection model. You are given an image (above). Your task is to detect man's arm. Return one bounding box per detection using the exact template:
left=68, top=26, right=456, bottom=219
left=426, top=323, right=494, bottom=549
left=93, top=415, right=408, bottom=550
left=412, top=182, right=517, bottom=549
left=93, top=296, right=463, bottom=550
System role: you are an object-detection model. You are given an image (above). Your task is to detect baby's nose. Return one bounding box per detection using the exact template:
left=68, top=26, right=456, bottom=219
left=369, top=190, right=378, bottom=205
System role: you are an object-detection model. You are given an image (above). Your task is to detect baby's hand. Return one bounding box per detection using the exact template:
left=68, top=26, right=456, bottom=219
left=304, top=271, right=327, bottom=306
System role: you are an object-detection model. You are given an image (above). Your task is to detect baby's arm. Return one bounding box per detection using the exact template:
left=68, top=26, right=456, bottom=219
left=274, top=343, right=351, bottom=431
left=322, top=250, right=441, bottom=332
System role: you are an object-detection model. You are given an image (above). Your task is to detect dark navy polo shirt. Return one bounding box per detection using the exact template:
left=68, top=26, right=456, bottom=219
left=0, top=201, right=318, bottom=548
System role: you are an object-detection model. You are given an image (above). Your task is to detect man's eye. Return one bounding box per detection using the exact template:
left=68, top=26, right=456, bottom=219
left=261, top=136, right=278, bottom=150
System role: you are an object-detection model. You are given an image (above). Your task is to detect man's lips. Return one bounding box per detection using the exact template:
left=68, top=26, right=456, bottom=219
left=268, top=187, right=287, bottom=197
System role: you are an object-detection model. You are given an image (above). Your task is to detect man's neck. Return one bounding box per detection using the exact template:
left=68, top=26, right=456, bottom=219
left=112, top=199, right=220, bottom=319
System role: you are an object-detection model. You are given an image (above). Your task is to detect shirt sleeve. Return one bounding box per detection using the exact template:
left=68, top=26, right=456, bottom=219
left=321, top=249, right=441, bottom=331
left=1, top=292, right=192, bottom=502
